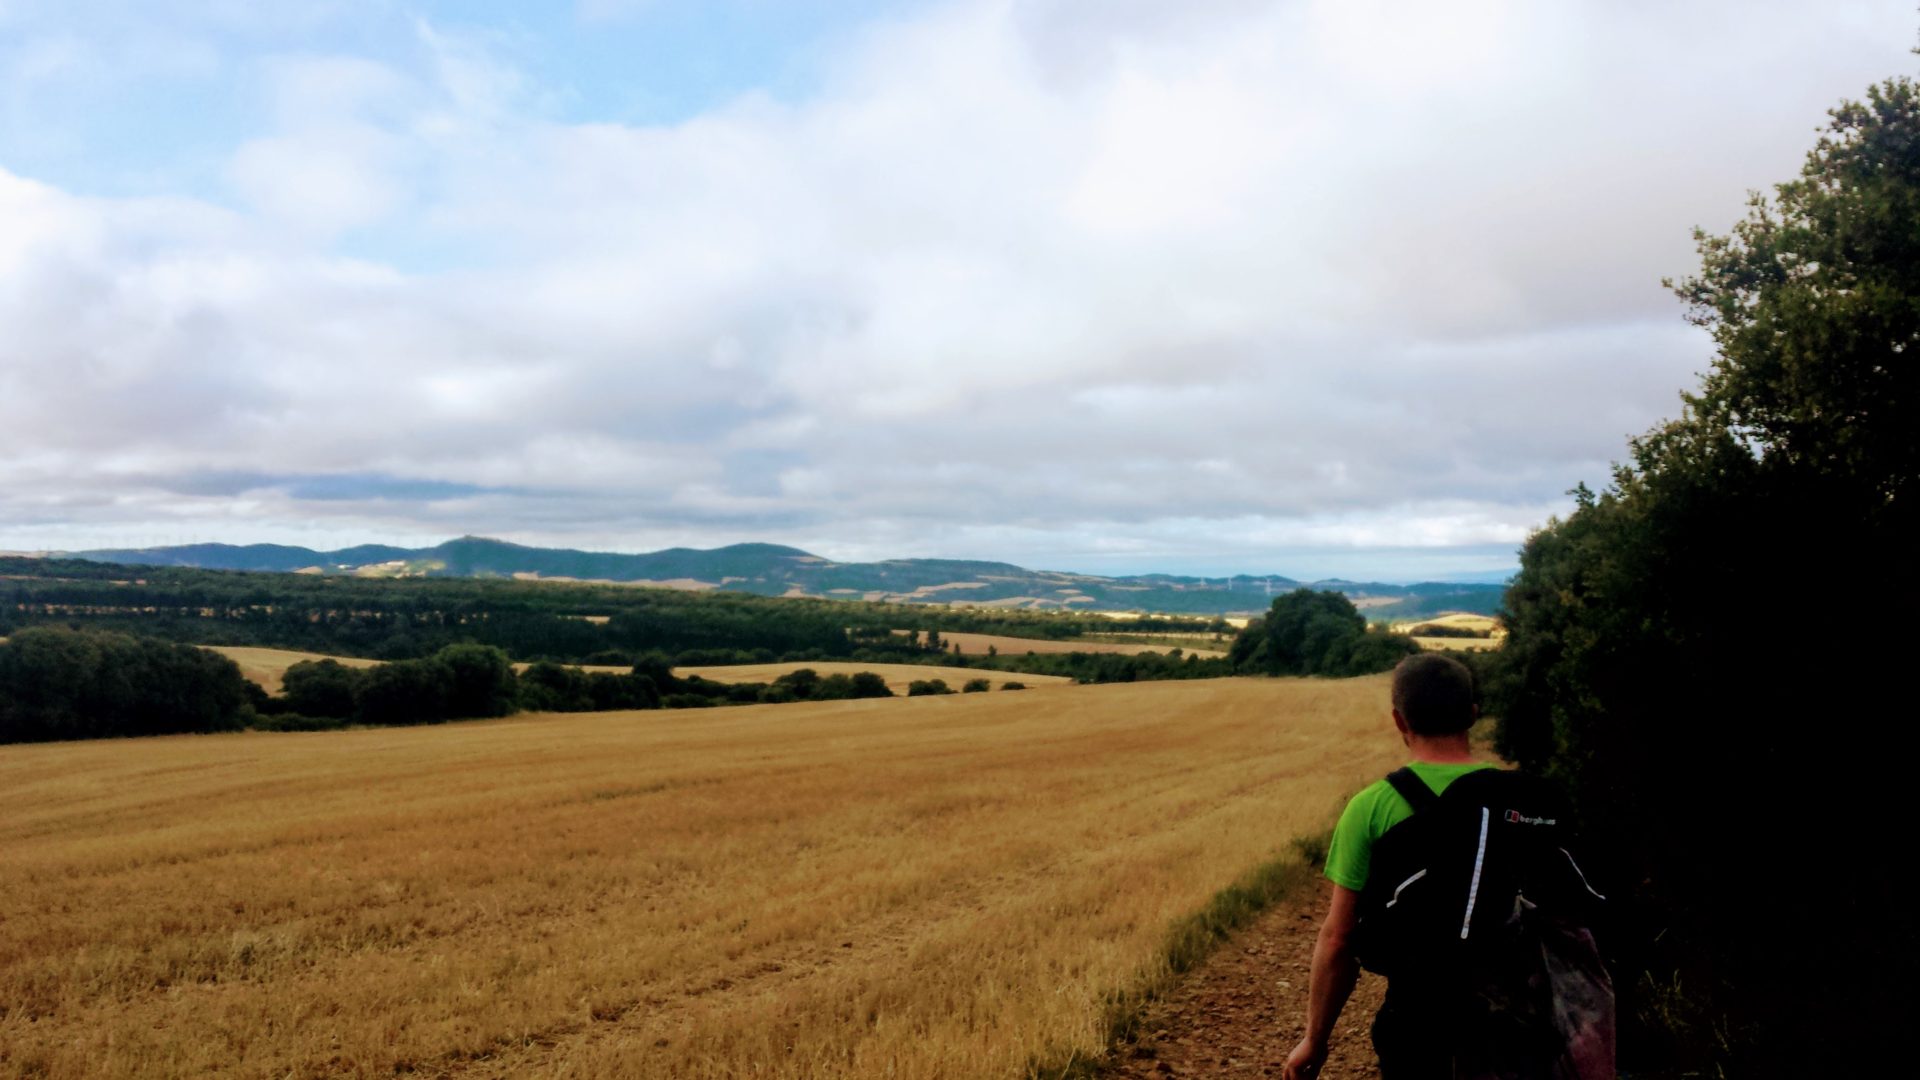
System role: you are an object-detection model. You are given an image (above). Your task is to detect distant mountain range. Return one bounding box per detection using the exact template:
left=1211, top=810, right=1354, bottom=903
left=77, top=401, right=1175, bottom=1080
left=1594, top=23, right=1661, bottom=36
left=65, top=536, right=1506, bottom=618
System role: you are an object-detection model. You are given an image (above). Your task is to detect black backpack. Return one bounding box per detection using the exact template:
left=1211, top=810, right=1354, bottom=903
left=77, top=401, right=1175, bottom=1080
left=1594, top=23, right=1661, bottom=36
left=1354, top=767, right=1615, bottom=1080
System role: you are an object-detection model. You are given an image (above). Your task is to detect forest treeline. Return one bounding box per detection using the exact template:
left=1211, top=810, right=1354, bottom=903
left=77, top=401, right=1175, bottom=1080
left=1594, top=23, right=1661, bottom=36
left=0, top=577, right=1423, bottom=744
left=0, top=627, right=933, bottom=741
left=261, top=647, right=906, bottom=732
left=0, top=557, right=1228, bottom=664
left=0, top=627, right=254, bottom=742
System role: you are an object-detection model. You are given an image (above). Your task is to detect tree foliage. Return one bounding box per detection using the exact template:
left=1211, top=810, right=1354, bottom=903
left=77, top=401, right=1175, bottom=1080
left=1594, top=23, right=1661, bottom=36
left=0, top=555, right=1233, bottom=690
left=1229, top=589, right=1417, bottom=677
left=1489, top=75, right=1920, bottom=1075
left=1672, top=78, right=1920, bottom=509
left=0, top=627, right=251, bottom=742
left=280, top=659, right=363, bottom=719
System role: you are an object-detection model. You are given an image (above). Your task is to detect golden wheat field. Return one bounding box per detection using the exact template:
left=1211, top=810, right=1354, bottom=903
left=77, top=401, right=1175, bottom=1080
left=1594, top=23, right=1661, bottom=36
left=203, top=646, right=382, bottom=694
left=1389, top=613, right=1506, bottom=654
left=910, top=631, right=1228, bottom=660
left=674, top=661, right=1070, bottom=694
left=1411, top=637, right=1498, bottom=653
left=0, top=676, right=1405, bottom=1079
left=201, top=646, right=1057, bottom=697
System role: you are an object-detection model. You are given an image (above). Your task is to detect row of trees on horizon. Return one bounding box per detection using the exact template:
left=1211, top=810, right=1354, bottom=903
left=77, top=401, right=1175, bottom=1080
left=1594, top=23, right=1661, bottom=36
left=0, top=584, right=1411, bottom=743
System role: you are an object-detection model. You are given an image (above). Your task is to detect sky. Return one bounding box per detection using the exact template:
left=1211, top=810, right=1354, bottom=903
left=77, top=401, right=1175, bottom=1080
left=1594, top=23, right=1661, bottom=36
left=0, top=1, right=1914, bottom=582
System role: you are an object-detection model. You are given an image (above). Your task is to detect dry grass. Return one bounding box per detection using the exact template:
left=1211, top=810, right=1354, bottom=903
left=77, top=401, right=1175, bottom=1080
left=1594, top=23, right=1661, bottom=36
left=0, top=676, right=1406, bottom=1079
left=676, top=660, right=1070, bottom=694
left=203, top=648, right=1044, bottom=698
left=1392, top=613, right=1502, bottom=634
left=1411, top=636, right=1501, bottom=653
left=203, top=646, right=381, bottom=694
left=1070, top=632, right=1233, bottom=654
left=912, top=630, right=1227, bottom=659
left=1391, top=613, right=1506, bottom=654
left=510, top=662, right=634, bottom=676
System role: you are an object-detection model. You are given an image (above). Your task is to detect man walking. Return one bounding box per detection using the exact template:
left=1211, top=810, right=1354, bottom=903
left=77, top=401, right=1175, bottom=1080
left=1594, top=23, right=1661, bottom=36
left=1280, top=653, right=1609, bottom=1078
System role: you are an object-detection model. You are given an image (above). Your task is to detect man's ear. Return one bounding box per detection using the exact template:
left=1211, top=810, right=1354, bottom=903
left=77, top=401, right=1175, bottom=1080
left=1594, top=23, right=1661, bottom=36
left=1391, top=708, right=1410, bottom=736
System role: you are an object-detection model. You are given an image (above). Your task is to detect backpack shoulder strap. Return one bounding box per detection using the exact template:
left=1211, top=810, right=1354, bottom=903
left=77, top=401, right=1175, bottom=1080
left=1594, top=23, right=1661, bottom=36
left=1384, top=766, right=1440, bottom=815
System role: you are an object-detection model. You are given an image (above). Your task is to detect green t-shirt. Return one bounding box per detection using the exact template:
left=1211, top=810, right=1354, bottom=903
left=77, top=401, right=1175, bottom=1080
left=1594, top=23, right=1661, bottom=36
left=1323, top=761, right=1499, bottom=892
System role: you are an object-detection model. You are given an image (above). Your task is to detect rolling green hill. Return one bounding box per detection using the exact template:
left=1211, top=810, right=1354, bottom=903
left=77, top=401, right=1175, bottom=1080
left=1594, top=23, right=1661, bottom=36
left=66, top=537, right=1504, bottom=618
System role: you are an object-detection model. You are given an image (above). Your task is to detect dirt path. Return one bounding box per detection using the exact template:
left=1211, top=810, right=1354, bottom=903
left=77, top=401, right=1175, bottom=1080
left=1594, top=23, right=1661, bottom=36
left=1106, top=886, right=1387, bottom=1079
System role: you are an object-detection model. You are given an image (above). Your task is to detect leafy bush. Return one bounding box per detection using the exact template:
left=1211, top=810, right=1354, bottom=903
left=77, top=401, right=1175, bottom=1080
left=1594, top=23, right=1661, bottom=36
left=906, top=679, right=953, bottom=697
left=437, top=644, right=518, bottom=719
left=250, top=712, right=348, bottom=733
left=281, top=659, right=365, bottom=718
left=846, top=671, right=893, bottom=699
left=517, top=661, right=594, bottom=712
left=961, top=678, right=992, bottom=693
left=355, top=657, right=453, bottom=726
left=586, top=671, right=660, bottom=710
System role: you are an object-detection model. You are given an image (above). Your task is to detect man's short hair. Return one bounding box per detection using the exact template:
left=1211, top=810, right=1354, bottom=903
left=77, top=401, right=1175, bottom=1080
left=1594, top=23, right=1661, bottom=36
left=1391, top=653, right=1476, bottom=736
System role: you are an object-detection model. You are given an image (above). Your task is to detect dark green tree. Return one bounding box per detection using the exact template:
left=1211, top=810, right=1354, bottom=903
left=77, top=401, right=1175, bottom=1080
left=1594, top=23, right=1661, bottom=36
left=434, top=644, right=519, bottom=718
left=1490, top=73, right=1920, bottom=1076
left=847, top=671, right=893, bottom=699
left=0, top=628, right=249, bottom=742
left=1672, top=78, right=1920, bottom=510
left=772, top=668, right=822, bottom=698
left=1230, top=589, right=1415, bottom=676
left=355, top=657, right=453, bottom=726
left=281, top=659, right=366, bottom=719
left=516, top=661, right=592, bottom=712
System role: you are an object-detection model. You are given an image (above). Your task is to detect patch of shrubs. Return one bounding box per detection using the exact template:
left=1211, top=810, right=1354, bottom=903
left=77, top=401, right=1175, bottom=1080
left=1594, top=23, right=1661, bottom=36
left=265, top=650, right=904, bottom=729
left=906, top=679, right=954, bottom=696
left=248, top=712, right=348, bottom=733
left=273, top=644, right=518, bottom=727
left=2, top=624, right=911, bottom=743
left=757, top=669, right=893, bottom=703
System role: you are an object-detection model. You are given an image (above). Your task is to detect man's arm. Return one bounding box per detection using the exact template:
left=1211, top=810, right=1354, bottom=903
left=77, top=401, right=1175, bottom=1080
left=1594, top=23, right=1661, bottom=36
left=1281, top=883, right=1361, bottom=1079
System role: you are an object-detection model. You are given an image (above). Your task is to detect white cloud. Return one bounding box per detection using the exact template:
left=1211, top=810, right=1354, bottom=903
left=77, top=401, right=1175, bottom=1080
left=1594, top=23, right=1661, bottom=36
left=0, top=1, right=1915, bottom=573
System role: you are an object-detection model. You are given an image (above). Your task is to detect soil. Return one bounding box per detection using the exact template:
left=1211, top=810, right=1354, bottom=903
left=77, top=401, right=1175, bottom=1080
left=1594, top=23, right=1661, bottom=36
left=1105, top=887, right=1387, bottom=1079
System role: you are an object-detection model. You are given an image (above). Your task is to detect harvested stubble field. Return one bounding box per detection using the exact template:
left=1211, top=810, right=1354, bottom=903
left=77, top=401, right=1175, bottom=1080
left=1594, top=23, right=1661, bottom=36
left=675, top=660, right=1069, bottom=694
left=202, top=646, right=1051, bottom=697
left=204, top=646, right=381, bottom=694
left=0, top=676, right=1404, bottom=1079
left=910, top=630, right=1229, bottom=659
left=208, top=646, right=646, bottom=694
left=1389, top=613, right=1506, bottom=654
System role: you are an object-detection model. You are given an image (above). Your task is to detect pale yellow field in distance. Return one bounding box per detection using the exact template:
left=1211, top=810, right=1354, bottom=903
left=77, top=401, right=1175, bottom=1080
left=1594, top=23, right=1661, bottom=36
left=202, top=646, right=1053, bottom=697
left=678, top=660, right=1070, bottom=693
left=203, top=645, right=380, bottom=694
left=1389, top=612, right=1506, bottom=653
left=1412, top=637, right=1501, bottom=652
left=1397, top=613, right=1502, bottom=633
left=912, top=629, right=1229, bottom=659
left=0, top=676, right=1404, bottom=1080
